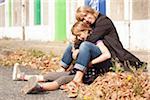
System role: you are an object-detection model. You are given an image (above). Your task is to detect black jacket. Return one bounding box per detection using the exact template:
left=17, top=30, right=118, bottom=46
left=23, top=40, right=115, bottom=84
left=86, top=13, right=143, bottom=66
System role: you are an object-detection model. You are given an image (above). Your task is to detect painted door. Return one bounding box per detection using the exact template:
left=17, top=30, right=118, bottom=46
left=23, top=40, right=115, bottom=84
left=55, top=0, right=66, bottom=41
left=84, top=0, right=106, bottom=15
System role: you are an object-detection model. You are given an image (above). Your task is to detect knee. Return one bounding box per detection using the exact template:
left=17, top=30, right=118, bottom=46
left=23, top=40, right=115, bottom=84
left=79, top=41, right=90, bottom=50
left=66, top=44, right=73, bottom=51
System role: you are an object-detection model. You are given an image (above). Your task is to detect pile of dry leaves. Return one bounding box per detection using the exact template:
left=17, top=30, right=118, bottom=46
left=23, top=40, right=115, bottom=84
left=0, top=49, right=61, bottom=73
left=0, top=49, right=149, bottom=99
left=77, top=70, right=150, bottom=100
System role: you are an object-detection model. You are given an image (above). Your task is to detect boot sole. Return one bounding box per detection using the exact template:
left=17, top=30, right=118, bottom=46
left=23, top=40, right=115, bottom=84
left=21, top=76, right=37, bottom=94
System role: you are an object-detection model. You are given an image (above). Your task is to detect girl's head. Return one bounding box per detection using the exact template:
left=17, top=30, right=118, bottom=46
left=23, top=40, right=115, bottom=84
left=71, top=21, right=92, bottom=41
left=76, top=6, right=99, bottom=25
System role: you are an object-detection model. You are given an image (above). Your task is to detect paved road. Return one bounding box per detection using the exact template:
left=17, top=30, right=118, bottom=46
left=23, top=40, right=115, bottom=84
left=0, top=66, right=74, bottom=100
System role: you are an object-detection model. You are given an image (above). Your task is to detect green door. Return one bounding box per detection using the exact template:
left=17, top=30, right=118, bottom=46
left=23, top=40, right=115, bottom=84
left=8, top=0, right=12, bottom=26
left=55, top=0, right=66, bottom=41
left=34, top=0, right=41, bottom=25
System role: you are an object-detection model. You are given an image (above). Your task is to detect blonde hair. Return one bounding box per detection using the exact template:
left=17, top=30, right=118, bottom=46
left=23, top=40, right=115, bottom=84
left=76, top=6, right=99, bottom=21
left=71, top=21, right=92, bottom=36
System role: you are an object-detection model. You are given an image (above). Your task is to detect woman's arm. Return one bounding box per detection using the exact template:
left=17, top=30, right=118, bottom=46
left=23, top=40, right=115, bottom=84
left=90, top=40, right=111, bottom=65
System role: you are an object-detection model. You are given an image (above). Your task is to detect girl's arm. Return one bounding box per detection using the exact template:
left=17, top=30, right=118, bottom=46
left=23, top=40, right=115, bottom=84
left=90, top=40, right=111, bottom=65
left=72, top=48, right=79, bottom=60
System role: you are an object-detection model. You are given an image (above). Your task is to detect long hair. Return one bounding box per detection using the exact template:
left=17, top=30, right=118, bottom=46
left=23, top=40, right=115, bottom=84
left=76, top=6, right=99, bottom=21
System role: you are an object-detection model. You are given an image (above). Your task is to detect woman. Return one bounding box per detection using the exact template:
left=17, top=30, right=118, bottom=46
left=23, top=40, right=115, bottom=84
left=13, top=21, right=112, bottom=97
left=75, top=6, right=146, bottom=69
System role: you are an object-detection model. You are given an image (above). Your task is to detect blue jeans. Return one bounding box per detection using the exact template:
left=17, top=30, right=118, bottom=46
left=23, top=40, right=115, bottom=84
left=60, top=43, right=74, bottom=68
left=60, top=41, right=102, bottom=72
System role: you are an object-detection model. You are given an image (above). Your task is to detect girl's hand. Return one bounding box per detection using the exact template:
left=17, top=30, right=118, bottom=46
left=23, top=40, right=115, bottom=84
left=72, top=49, right=79, bottom=60
left=70, top=35, right=76, bottom=44
left=88, top=62, right=93, bottom=68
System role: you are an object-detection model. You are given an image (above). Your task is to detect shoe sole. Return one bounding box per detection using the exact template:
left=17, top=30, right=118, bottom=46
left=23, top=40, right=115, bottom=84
left=12, top=63, right=19, bottom=80
left=21, top=76, right=37, bottom=94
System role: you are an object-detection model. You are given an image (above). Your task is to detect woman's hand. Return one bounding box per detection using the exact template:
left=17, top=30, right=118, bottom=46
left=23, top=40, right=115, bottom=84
left=72, top=49, right=79, bottom=60
left=88, top=62, right=93, bottom=68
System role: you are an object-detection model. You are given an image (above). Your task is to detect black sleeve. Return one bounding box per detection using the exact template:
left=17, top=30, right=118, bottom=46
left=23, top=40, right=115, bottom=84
left=86, top=34, right=103, bottom=43
left=93, top=17, right=112, bottom=36
left=87, top=17, right=112, bottom=43
left=74, top=39, right=83, bottom=49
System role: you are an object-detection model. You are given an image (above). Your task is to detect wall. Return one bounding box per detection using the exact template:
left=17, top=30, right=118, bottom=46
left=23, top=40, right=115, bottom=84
left=0, top=0, right=150, bottom=50
left=106, top=0, right=150, bottom=50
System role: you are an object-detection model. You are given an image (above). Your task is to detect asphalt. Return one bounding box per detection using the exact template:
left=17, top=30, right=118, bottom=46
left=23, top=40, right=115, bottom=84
left=0, top=66, right=75, bottom=100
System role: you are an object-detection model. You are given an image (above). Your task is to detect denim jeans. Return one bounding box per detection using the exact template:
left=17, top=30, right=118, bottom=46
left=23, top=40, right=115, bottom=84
left=60, top=43, right=74, bottom=69
left=60, top=41, right=102, bottom=72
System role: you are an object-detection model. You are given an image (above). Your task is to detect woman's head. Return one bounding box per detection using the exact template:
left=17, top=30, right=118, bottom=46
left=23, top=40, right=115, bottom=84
left=71, top=21, right=92, bottom=41
left=76, top=6, right=99, bottom=25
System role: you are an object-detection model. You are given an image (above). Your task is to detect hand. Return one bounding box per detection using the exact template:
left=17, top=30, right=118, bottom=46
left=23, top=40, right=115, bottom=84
left=70, top=35, right=76, bottom=44
left=72, top=49, right=79, bottom=60
left=88, top=62, right=93, bottom=68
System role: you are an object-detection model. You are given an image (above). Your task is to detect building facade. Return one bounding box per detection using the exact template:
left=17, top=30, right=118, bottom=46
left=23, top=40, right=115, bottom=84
left=0, top=0, right=150, bottom=50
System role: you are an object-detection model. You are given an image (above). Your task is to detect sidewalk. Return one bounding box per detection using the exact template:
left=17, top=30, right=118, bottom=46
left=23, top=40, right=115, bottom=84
left=0, top=39, right=67, bottom=56
left=0, top=39, right=150, bottom=73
